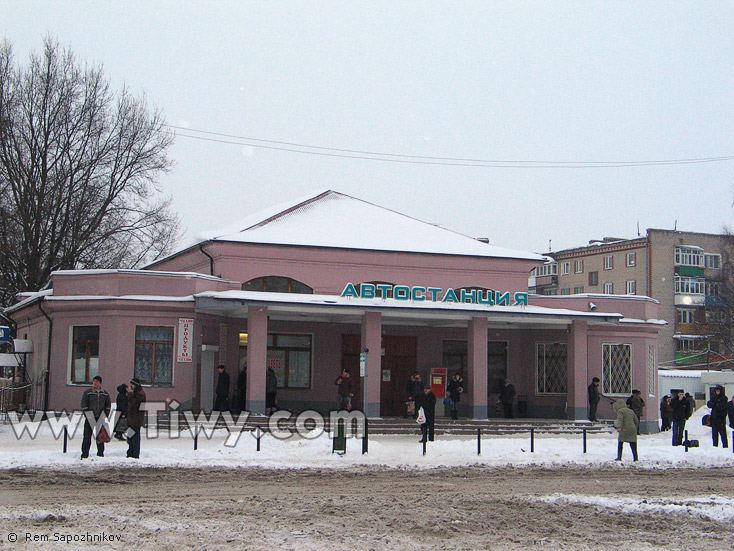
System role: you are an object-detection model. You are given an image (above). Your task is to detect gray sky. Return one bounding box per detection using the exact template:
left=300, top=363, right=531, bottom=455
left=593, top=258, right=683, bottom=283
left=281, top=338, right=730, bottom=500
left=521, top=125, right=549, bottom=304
left=3, top=2, right=734, bottom=254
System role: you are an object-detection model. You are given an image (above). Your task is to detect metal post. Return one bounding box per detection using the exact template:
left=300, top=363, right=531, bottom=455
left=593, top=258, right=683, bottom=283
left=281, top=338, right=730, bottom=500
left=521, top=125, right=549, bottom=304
left=255, top=426, right=262, bottom=452
left=530, top=427, right=535, bottom=453
left=477, top=428, right=481, bottom=455
left=422, top=438, right=426, bottom=456
left=63, top=426, right=67, bottom=453
left=583, top=428, right=587, bottom=454
left=194, top=429, right=198, bottom=451
left=362, top=418, right=368, bottom=454
left=684, top=430, right=689, bottom=453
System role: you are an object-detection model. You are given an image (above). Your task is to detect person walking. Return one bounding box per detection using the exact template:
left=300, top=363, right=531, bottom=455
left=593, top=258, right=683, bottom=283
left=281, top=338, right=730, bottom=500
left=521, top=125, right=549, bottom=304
left=446, top=372, right=464, bottom=421
left=416, top=385, right=437, bottom=443
left=499, top=379, right=516, bottom=419
left=670, top=390, right=692, bottom=446
left=659, top=395, right=672, bottom=432
left=265, top=366, right=278, bottom=414
left=113, top=383, right=129, bottom=441
left=80, top=375, right=111, bottom=459
left=334, top=369, right=354, bottom=411
left=587, top=377, right=600, bottom=422
left=126, top=378, right=146, bottom=459
left=214, top=364, right=230, bottom=411
left=707, top=385, right=729, bottom=448
left=626, top=390, right=645, bottom=433
left=613, top=399, right=639, bottom=461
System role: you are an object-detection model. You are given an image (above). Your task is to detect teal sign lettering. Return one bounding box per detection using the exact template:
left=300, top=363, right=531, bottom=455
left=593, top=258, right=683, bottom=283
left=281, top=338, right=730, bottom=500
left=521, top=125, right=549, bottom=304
left=340, top=284, right=528, bottom=306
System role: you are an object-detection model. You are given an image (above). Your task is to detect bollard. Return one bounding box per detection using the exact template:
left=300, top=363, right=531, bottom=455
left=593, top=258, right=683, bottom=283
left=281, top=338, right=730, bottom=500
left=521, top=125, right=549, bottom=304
left=422, top=438, right=426, bottom=456
left=530, top=427, right=534, bottom=453
left=684, top=430, right=689, bottom=453
left=477, top=428, right=481, bottom=456
left=362, top=418, right=369, bottom=454
left=583, top=428, right=587, bottom=454
left=255, top=426, right=262, bottom=452
left=63, top=426, right=67, bottom=454
left=194, top=430, right=198, bottom=451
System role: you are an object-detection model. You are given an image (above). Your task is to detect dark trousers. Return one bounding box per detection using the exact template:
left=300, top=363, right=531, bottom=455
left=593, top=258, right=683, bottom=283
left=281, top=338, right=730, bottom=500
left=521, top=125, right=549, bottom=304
left=127, top=426, right=141, bottom=458
left=420, top=416, right=435, bottom=442
left=712, top=423, right=729, bottom=447
left=502, top=402, right=513, bottom=419
left=672, top=419, right=686, bottom=446
left=616, top=441, right=638, bottom=461
left=214, top=396, right=229, bottom=411
left=450, top=399, right=458, bottom=420
left=81, top=420, right=104, bottom=458
left=661, top=417, right=671, bottom=431
left=588, top=400, right=599, bottom=422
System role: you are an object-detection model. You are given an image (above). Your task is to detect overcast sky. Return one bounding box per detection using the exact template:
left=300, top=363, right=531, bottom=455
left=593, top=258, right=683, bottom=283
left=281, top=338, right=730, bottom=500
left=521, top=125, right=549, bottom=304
left=3, top=2, right=734, bottom=254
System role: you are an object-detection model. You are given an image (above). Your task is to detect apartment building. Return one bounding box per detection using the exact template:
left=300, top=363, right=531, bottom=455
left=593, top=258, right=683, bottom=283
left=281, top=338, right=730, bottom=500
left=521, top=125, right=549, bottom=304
left=529, top=229, right=732, bottom=364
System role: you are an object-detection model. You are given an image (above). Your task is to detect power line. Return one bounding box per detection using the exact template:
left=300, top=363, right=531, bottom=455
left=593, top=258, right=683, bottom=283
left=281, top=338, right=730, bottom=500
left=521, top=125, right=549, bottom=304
left=163, top=124, right=734, bottom=169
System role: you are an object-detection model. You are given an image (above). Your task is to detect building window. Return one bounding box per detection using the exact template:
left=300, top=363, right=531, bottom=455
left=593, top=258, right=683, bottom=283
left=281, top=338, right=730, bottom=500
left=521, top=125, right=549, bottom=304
left=589, top=271, right=599, bottom=286
left=543, top=289, right=557, bottom=295
left=647, top=345, right=656, bottom=397
left=676, top=338, right=701, bottom=353
left=560, top=262, right=570, bottom=276
left=574, top=286, right=584, bottom=294
left=626, top=280, right=636, bottom=295
left=675, top=247, right=703, bottom=267
left=561, top=288, right=570, bottom=295
left=603, top=282, right=614, bottom=294
left=677, top=309, right=695, bottom=324
left=602, top=343, right=631, bottom=395
left=533, top=263, right=557, bottom=277
left=134, top=326, right=174, bottom=386
left=574, top=260, right=584, bottom=274
left=242, top=276, right=313, bottom=294
left=71, top=326, right=100, bottom=384
left=604, top=256, right=613, bottom=270
left=536, top=343, right=567, bottom=394
left=675, top=276, right=705, bottom=295
left=704, top=253, right=721, bottom=269
left=706, top=281, right=720, bottom=297
left=267, top=333, right=312, bottom=388
left=626, top=252, right=636, bottom=267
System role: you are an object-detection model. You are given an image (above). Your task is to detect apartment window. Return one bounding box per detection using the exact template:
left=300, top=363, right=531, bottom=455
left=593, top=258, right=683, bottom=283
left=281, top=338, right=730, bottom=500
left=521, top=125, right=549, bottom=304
left=574, top=260, right=584, bottom=274
left=560, top=262, right=570, bottom=276
left=603, top=282, right=614, bottom=294
left=704, top=253, right=722, bottom=269
left=561, top=288, right=570, bottom=295
left=604, top=256, right=614, bottom=270
left=71, top=326, right=100, bottom=384
left=676, top=338, right=701, bottom=352
left=675, top=247, right=703, bottom=267
left=626, top=252, right=636, bottom=267
left=678, top=309, right=695, bottom=324
left=536, top=343, right=567, bottom=394
left=543, top=289, right=557, bottom=296
left=134, top=326, right=174, bottom=386
left=534, top=263, right=557, bottom=277
left=588, top=271, right=598, bottom=286
left=602, top=343, right=632, bottom=395
left=267, top=333, right=312, bottom=388
left=706, top=281, right=721, bottom=297
left=675, top=276, right=705, bottom=295
left=574, top=286, right=584, bottom=294
left=626, top=280, right=636, bottom=295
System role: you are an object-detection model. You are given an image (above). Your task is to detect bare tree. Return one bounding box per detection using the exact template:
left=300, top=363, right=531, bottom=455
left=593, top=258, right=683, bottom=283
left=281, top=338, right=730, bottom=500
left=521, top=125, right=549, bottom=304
left=700, top=229, right=734, bottom=367
left=0, top=37, right=179, bottom=305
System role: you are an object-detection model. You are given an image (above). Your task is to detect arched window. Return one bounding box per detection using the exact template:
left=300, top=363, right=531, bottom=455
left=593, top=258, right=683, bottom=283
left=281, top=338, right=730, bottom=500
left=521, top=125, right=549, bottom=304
left=241, top=276, right=313, bottom=294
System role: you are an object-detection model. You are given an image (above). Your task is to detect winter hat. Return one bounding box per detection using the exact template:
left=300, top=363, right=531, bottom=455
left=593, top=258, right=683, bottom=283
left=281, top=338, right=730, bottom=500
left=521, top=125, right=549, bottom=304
left=117, top=383, right=128, bottom=393
left=93, top=375, right=102, bottom=383
left=130, top=377, right=142, bottom=388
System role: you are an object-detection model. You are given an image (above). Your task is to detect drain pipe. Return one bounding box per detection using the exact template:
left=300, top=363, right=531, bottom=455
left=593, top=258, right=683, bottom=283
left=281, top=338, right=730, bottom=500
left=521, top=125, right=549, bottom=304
left=199, top=244, right=215, bottom=276
left=37, top=300, right=53, bottom=413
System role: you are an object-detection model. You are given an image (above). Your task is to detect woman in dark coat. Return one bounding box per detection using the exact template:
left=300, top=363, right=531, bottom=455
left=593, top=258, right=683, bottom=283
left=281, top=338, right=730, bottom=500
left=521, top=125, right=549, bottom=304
left=659, top=395, right=672, bottom=432
left=707, top=385, right=729, bottom=448
left=415, top=386, right=436, bottom=443
left=113, top=383, right=129, bottom=440
left=446, top=373, right=464, bottom=420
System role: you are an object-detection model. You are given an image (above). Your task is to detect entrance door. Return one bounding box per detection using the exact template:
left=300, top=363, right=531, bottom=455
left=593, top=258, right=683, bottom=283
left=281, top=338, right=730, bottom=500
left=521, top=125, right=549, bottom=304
left=487, top=341, right=508, bottom=417
left=200, top=348, right=217, bottom=412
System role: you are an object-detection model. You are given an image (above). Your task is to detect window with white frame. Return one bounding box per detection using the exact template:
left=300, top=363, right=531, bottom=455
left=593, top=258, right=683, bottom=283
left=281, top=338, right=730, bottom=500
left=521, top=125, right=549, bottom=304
left=675, top=276, right=705, bottom=295
left=677, top=309, right=695, bottom=324
left=561, top=262, right=570, bottom=276
left=536, top=343, right=567, bottom=394
left=647, top=345, right=656, bottom=397
left=626, top=280, right=636, bottom=295
left=574, top=260, right=584, bottom=273
left=533, top=263, right=558, bottom=277
left=626, top=252, right=636, bottom=267
left=603, top=282, right=614, bottom=294
left=604, top=255, right=613, bottom=270
left=602, top=343, right=631, bottom=395
left=704, top=253, right=721, bottom=269
left=676, top=338, right=700, bottom=352
left=71, top=326, right=100, bottom=384
left=675, top=246, right=703, bottom=267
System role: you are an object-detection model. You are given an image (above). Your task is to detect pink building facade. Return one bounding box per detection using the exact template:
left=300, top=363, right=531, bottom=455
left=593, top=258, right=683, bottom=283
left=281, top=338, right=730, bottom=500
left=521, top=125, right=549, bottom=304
left=5, top=191, right=665, bottom=432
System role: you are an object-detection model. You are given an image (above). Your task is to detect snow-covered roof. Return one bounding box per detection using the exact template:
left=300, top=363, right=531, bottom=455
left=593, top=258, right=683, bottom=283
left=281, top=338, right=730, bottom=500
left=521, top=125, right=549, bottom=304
left=189, top=190, right=544, bottom=261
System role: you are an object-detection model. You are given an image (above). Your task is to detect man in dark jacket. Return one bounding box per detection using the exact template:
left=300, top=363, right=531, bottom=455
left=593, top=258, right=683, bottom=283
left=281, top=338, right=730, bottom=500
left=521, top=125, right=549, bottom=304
left=626, top=390, right=645, bottom=433
left=588, top=377, right=600, bottom=422
left=214, top=364, right=230, bottom=411
left=446, top=372, right=464, bottom=420
left=670, top=390, right=692, bottom=446
left=499, top=379, right=516, bottom=419
left=707, top=385, right=729, bottom=448
left=113, top=383, right=128, bottom=441
left=266, top=366, right=278, bottom=414
left=335, top=369, right=354, bottom=411
left=659, top=395, right=672, bottom=432
left=406, top=372, right=423, bottom=418
left=126, top=378, right=146, bottom=459
left=416, top=386, right=437, bottom=443
left=80, top=375, right=111, bottom=459
left=728, top=396, right=734, bottom=430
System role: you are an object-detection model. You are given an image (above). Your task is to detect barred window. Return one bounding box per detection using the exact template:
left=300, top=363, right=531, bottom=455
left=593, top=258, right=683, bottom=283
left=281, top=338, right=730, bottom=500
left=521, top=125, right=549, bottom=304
left=602, top=343, right=631, bottom=395
left=536, top=343, right=567, bottom=394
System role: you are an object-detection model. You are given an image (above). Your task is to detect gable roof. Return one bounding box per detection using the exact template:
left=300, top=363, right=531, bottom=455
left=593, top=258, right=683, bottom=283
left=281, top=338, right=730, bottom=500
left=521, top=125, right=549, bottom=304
left=187, top=190, right=544, bottom=261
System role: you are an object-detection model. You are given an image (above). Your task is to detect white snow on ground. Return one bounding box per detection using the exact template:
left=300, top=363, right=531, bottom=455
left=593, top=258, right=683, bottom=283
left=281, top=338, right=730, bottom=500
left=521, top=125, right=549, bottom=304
left=0, top=406, right=732, bottom=471
left=531, top=495, right=734, bottom=524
